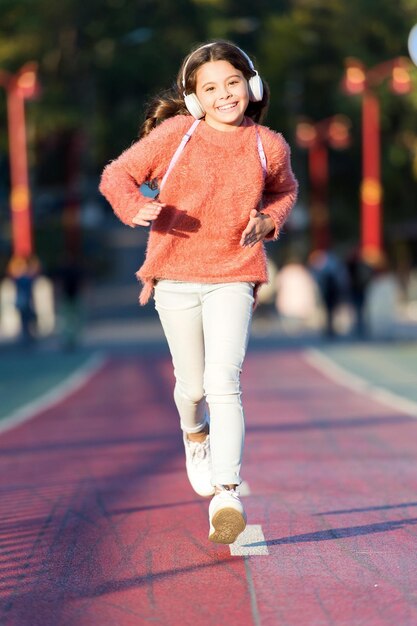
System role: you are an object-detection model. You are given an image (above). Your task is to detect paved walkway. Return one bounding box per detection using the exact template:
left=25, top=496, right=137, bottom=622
left=1, top=338, right=417, bottom=625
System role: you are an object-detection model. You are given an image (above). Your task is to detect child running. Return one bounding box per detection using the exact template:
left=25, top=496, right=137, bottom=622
left=99, top=40, right=298, bottom=544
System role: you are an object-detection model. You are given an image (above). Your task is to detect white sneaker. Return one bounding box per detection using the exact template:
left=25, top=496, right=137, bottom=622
left=208, top=486, right=247, bottom=544
left=183, top=432, right=215, bottom=497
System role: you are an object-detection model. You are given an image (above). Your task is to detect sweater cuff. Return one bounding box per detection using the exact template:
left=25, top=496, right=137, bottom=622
left=115, top=193, right=150, bottom=228
left=260, top=212, right=280, bottom=241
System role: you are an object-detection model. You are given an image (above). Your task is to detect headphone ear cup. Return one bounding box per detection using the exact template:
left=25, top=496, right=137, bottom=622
left=184, top=93, right=205, bottom=119
left=248, top=73, right=264, bottom=102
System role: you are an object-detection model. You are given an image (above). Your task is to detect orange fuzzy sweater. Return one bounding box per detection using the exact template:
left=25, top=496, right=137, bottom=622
left=99, top=115, right=298, bottom=304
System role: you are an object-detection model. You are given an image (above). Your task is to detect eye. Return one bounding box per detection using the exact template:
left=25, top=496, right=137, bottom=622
left=204, top=86, right=215, bottom=92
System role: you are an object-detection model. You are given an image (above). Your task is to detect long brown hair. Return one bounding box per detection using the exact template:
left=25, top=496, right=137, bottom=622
left=139, top=40, right=269, bottom=138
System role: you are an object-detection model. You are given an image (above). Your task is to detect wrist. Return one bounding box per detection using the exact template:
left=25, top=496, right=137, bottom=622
left=260, top=213, right=275, bottom=235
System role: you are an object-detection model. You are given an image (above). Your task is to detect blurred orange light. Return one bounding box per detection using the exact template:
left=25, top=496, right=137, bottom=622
left=10, top=184, right=30, bottom=212
left=16, top=68, right=38, bottom=98
left=345, top=66, right=366, bottom=94
left=390, top=66, right=411, bottom=94
left=18, top=71, right=36, bottom=89
left=296, top=122, right=317, bottom=147
left=327, top=116, right=351, bottom=149
left=361, top=178, right=382, bottom=206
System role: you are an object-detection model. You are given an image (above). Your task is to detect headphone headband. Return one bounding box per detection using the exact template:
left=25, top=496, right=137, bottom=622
left=181, top=42, right=256, bottom=90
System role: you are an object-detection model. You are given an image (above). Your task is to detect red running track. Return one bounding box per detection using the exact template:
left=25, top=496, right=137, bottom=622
left=1, top=349, right=417, bottom=626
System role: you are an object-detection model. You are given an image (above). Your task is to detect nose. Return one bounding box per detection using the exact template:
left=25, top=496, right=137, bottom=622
left=219, top=85, right=232, bottom=99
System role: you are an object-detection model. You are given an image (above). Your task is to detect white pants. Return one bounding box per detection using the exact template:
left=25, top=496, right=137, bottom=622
left=154, top=280, right=254, bottom=486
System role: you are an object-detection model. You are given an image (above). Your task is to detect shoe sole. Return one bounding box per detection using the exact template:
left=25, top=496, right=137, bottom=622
left=208, top=507, right=246, bottom=544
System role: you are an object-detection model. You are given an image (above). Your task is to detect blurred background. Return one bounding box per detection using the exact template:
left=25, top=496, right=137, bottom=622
left=0, top=0, right=417, bottom=350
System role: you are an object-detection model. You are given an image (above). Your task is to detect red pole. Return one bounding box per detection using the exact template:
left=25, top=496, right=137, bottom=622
left=6, top=83, right=33, bottom=258
left=361, top=90, right=382, bottom=256
left=309, top=142, right=330, bottom=250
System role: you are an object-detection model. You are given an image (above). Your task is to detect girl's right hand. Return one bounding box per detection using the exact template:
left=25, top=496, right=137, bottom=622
left=132, top=201, right=166, bottom=226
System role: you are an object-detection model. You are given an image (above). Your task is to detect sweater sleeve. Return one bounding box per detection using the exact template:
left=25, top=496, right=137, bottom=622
left=99, top=115, right=191, bottom=227
left=258, top=128, right=298, bottom=240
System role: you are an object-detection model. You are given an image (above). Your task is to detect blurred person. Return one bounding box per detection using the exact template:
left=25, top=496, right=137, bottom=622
left=275, top=256, right=319, bottom=333
left=346, top=248, right=373, bottom=338
left=6, top=255, right=40, bottom=344
left=100, top=40, right=298, bottom=544
left=365, top=252, right=401, bottom=340
left=253, top=256, right=278, bottom=318
left=308, top=248, right=347, bottom=338
left=55, top=253, right=85, bottom=350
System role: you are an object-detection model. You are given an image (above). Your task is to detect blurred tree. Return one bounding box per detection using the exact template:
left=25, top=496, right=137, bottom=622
left=255, top=0, right=417, bottom=248
left=0, top=0, right=416, bottom=262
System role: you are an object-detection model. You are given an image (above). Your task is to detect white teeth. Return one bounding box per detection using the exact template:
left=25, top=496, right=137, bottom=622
left=218, top=103, right=237, bottom=111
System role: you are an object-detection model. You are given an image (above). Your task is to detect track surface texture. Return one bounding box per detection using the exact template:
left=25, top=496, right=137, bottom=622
left=1, top=345, right=417, bottom=626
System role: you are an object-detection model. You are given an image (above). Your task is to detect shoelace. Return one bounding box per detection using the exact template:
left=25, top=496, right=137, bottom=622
left=188, top=438, right=210, bottom=463
left=215, top=487, right=240, bottom=501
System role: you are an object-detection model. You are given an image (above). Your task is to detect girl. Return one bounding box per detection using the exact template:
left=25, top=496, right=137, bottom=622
left=99, top=40, right=298, bottom=544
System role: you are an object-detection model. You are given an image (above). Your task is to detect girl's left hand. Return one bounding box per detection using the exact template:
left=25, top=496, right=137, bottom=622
left=240, top=209, right=275, bottom=248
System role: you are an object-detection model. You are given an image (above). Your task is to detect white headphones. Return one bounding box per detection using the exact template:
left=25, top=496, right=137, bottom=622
left=182, top=43, right=264, bottom=119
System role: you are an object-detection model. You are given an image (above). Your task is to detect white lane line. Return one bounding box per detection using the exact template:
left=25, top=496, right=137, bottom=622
left=305, top=348, right=417, bottom=418
left=230, top=524, right=269, bottom=556
left=0, top=352, right=107, bottom=436
left=244, top=557, right=262, bottom=626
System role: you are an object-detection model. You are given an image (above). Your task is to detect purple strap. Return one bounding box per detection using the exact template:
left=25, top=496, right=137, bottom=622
left=256, top=131, right=267, bottom=179
left=159, top=119, right=201, bottom=191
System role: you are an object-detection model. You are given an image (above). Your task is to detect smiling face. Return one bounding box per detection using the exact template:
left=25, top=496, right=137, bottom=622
left=195, top=60, right=250, bottom=131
